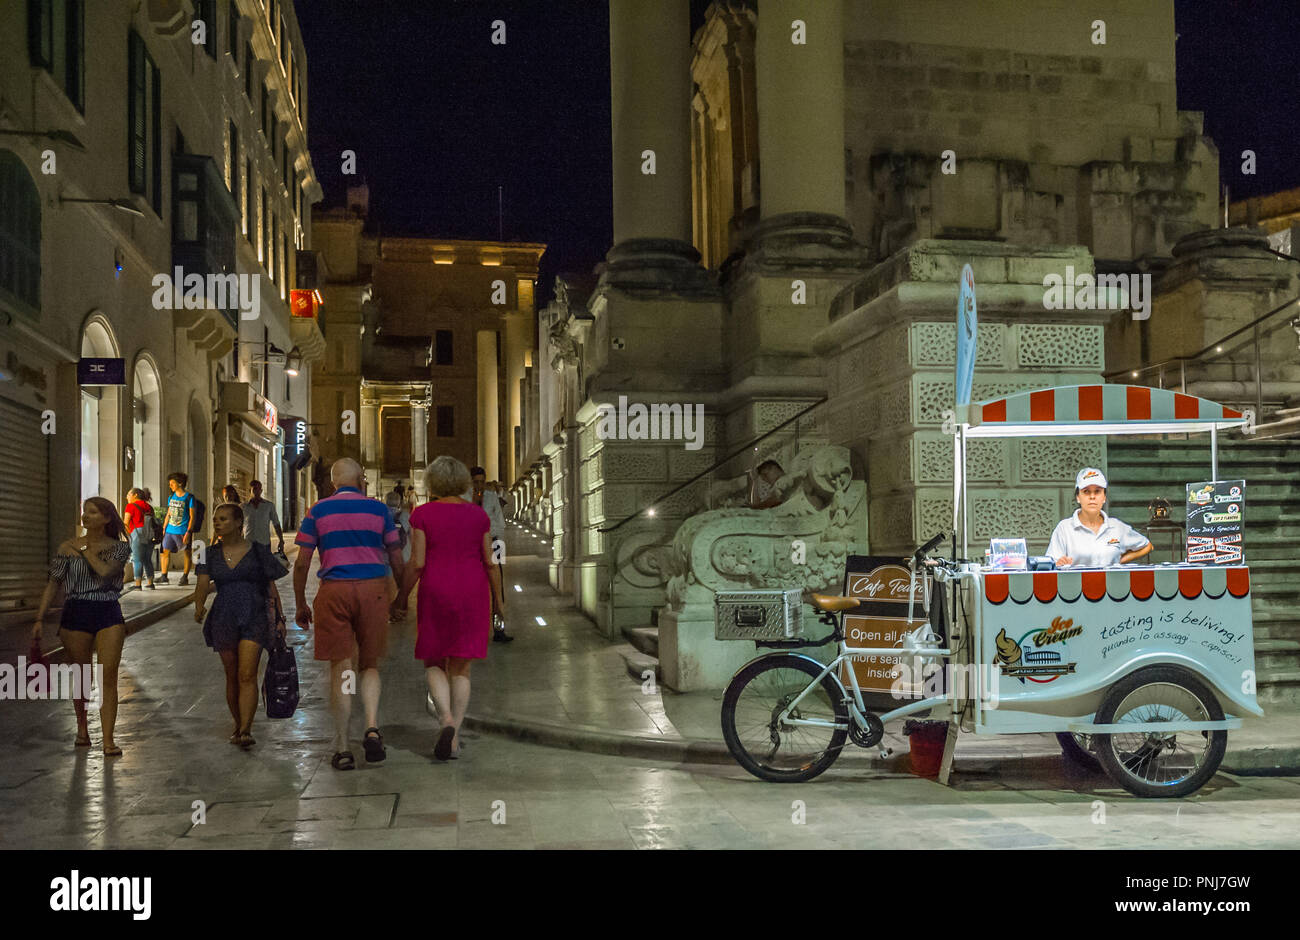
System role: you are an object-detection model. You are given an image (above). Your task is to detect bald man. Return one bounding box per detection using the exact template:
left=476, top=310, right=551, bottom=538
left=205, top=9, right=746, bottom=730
left=293, top=458, right=405, bottom=770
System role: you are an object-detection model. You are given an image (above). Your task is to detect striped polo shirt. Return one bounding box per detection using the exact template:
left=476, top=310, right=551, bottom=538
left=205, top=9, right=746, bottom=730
left=295, top=486, right=400, bottom=580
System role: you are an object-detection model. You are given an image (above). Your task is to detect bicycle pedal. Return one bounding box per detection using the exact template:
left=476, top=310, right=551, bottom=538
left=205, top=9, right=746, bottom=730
left=878, top=746, right=893, bottom=760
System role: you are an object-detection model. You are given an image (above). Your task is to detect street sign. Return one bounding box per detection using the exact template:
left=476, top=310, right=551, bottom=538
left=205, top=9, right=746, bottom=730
left=956, top=264, right=977, bottom=406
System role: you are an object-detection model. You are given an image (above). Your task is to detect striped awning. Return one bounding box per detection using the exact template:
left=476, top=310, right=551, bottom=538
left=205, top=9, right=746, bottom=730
left=984, top=567, right=1250, bottom=605
left=967, top=385, right=1245, bottom=437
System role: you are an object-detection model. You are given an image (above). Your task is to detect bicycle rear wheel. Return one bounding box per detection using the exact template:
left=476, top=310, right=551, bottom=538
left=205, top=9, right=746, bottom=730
left=721, top=654, right=849, bottom=783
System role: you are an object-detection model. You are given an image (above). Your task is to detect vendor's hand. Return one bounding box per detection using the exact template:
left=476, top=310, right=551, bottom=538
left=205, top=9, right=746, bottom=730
left=295, top=606, right=312, bottom=630
left=1056, top=556, right=1073, bottom=567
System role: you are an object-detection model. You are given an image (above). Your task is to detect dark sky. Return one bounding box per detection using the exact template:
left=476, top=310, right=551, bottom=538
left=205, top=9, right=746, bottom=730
left=297, top=1, right=1298, bottom=306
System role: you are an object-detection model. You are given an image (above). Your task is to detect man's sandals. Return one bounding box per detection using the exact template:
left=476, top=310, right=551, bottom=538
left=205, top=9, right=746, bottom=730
left=363, top=728, right=386, bottom=763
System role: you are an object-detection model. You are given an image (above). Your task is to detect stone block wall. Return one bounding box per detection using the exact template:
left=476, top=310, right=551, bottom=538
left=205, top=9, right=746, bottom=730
left=816, top=239, right=1113, bottom=557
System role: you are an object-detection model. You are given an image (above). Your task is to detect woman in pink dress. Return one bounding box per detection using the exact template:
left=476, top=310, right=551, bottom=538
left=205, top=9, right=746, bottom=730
left=398, top=456, right=505, bottom=760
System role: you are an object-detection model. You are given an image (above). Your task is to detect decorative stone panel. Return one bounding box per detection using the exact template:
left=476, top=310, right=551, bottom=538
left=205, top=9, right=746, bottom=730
left=601, top=447, right=669, bottom=480
left=971, top=494, right=1057, bottom=542
left=646, top=480, right=711, bottom=518
left=600, top=484, right=637, bottom=521
left=911, top=321, right=1005, bottom=367
left=1019, top=437, right=1106, bottom=482
left=870, top=495, right=915, bottom=548
left=755, top=400, right=824, bottom=436
left=917, top=495, right=953, bottom=543
left=1015, top=324, right=1103, bottom=369
left=580, top=423, right=598, bottom=458
left=669, top=448, right=718, bottom=478
left=918, top=436, right=1007, bottom=483
left=869, top=379, right=913, bottom=432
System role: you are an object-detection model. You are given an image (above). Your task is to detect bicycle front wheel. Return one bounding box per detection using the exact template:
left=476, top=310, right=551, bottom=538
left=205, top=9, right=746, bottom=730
left=721, top=654, right=849, bottom=783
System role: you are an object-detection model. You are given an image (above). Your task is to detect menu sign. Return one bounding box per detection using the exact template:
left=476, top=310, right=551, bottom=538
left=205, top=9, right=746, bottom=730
left=1185, top=479, right=1245, bottom=565
left=839, top=556, right=940, bottom=698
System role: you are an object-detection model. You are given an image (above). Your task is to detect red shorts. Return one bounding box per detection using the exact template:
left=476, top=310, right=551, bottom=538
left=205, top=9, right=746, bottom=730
left=312, top=577, right=390, bottom=670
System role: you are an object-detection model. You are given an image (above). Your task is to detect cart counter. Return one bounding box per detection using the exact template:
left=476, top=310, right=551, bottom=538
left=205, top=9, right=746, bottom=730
left=973, top=564, right=1261, bottom=732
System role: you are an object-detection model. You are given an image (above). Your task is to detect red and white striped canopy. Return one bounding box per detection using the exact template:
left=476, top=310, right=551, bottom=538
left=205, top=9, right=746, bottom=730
left=967, top=385, right=1245, bottom=437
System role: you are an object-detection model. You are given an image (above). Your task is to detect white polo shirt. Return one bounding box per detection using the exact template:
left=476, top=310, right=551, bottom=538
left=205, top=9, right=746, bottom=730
left=1046, top=510, right=1150, bottom=568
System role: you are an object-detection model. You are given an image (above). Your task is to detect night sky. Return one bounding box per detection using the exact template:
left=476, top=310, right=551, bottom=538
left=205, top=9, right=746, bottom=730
left=296, top=1, right=1299, bottom=306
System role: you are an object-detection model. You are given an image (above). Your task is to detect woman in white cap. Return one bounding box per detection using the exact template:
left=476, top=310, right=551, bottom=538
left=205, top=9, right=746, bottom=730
left=1046, top=468, right=1153, bottom=568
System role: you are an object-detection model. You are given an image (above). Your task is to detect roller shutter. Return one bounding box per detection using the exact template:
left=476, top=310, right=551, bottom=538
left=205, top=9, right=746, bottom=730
left=0, top=398, right=50, bottom=610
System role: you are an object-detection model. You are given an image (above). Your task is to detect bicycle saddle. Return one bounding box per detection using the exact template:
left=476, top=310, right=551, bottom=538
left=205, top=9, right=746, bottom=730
left=810, top=594, right=863, bottom=613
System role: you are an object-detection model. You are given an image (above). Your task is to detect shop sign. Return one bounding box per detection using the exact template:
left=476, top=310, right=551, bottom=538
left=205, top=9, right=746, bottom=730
left=78, top=358, right=125, bottom=387
left=261, top=397, right=278, bottom=431
left=290, top=289, right=319, bottom=318
left=1186, top=479, right=1245, bottom=564
left=839, top=556, right=940, bottom=698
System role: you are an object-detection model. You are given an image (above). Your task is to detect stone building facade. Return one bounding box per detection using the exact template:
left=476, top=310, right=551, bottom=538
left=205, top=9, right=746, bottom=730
left=0, top=0, right=322, bottom=613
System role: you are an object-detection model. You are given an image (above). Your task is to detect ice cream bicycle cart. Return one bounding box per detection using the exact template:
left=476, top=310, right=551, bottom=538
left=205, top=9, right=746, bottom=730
left=719, top=384, right=1261, bottom=798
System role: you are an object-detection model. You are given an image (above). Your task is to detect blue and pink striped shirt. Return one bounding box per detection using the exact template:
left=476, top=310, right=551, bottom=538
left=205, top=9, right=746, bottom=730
left=295, top=486, right=400, bottom=581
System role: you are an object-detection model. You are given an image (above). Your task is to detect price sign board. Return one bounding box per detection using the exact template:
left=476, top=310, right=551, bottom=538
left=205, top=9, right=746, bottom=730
left=839, top=556, right=942, bottom=698
left=1185, top=479, right=1245, bottom=565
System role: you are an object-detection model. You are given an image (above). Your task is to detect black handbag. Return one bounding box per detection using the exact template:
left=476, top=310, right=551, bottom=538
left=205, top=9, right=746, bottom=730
left=263, top=625, right=299, bottom=719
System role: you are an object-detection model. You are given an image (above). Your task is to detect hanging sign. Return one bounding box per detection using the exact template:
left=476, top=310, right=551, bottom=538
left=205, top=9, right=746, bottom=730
left=1186, top=479, right=1245, bottom=565
left=955, top=263, right=977, bottom=407
left=77, top=358, right=125, bottom=386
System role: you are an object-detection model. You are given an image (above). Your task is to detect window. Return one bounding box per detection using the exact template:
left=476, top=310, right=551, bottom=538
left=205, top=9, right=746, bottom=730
left=261, top=186, right=269, bottom=267
left=244, top=40, right=253, bottom=99
left=283, top=233, right=290, bottom=289
left=436, top=406, right=454, bottom=438
left=227, top=0, right=239, bottom=59
left=28, top=0, right=85, bottom=112
left=282, top=134, right=291, bottom=193
left=279, top=14, right=288, bottom=70
left=228, top=121, right=239, bottom=199
left=270, top=213, right=277, bottom=283
left=128, top=30, right=162, bottom=214
left=260, top=83, right=269, bottom=139
left=244, top=159, right=253, bottom=238
left=0, top=150, right=42, bottom=314
left=435, top=330, right=453, bottom=366
left=198, top=0, right=216, bottom=58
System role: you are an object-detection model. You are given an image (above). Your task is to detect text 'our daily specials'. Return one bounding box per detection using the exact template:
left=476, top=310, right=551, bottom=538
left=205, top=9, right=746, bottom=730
left=1186, top=479, right=1244, bottom=565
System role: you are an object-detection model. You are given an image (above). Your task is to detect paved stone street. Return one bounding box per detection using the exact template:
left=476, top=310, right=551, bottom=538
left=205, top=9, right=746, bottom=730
left=3, top=529, right=1299, bottom=850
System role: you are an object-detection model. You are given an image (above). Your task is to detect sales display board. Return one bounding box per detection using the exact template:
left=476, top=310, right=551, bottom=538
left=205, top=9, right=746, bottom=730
left=1185, top=479, right=1245, bottom=565
left=839, top=555, right=943, bottom=698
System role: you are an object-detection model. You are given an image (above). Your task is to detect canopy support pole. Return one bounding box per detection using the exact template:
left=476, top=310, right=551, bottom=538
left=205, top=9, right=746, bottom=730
left=1211, top=426, right=1219, bottom=480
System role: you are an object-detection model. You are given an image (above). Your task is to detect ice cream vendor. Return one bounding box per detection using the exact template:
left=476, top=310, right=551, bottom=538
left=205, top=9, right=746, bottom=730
left=1046, top=467, right=1154, bottom=568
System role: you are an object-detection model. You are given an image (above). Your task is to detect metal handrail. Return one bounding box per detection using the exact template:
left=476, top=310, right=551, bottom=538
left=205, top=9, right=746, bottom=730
left=1102, top=289, right=1300, bottom=418
left=597, top=395, right=829, bottom=533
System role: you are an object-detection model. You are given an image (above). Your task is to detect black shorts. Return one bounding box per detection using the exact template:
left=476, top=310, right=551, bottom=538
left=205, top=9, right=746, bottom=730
left=60, top=599, right=125, bottom=635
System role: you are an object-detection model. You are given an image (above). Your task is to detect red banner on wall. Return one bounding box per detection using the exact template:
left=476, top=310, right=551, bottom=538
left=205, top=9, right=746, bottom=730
left=290, top=289, right=317, bottom=318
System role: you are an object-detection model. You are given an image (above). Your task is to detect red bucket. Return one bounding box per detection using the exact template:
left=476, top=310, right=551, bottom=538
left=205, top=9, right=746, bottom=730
left=908, top=724, right=948, bottom=778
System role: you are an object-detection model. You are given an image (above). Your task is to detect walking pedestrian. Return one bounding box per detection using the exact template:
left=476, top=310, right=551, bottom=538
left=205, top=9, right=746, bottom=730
left=221, top=484, right=242, bottom=506
left=157, top=472, right=198, bottom=586
left=242, top=480, right=285, bottom=554
left=293, top=458, right=405, bottom=770
left=192, top=504, right=289, bottom=748
left=398, top=456, right=506, bottom=760
left=469, top=465, right=512, bottom=642
left=122, top=487, right=156, bottom=592
left=30, top=498, right=132, bottom=756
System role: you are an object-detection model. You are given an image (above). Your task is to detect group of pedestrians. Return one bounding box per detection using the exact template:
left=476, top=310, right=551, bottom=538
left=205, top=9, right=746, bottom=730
left=31, top=455, right=507, bottom=770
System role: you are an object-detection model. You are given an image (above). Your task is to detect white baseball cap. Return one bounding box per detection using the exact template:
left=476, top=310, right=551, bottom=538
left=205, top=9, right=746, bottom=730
left=1076, top=467, right=1108, bottom=489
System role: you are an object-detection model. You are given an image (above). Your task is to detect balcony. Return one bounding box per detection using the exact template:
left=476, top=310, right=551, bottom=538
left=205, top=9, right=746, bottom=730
left=172, top=154, right=239, bottom=360
left=362, top=334, right=432, bottom=382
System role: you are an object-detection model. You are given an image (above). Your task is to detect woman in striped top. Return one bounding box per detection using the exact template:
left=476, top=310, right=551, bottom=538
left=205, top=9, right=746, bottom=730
left=31, top=497, right=133, bottom=756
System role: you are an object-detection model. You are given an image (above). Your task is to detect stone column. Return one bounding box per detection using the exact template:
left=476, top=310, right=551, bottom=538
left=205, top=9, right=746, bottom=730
left=360, top=401, right=378, bottom=468
left=753, top=0, right=854, bottom=253
left=411, top=402, right=428, bottom=483
left=605, top=0, right=709, bottom=288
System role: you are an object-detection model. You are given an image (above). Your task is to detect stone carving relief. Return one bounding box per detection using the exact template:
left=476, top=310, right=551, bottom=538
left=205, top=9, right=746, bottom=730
left=1016, top=324, right=1103, bottom=369
left=1020, top=437, right=1106, bottom=482
left=663, top=446, right=869, bottom=610
left=912, top=321, right=1004, bottom=367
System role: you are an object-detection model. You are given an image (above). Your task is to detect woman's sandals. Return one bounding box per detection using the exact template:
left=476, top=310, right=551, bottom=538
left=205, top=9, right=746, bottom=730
left=331, top=751, right=356, bottom=771
left=362, top=728, right=386, bottom=763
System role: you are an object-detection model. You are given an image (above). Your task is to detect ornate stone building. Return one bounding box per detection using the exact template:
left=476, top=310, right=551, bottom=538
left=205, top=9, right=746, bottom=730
left=522, top=0, right=1299, bottom=693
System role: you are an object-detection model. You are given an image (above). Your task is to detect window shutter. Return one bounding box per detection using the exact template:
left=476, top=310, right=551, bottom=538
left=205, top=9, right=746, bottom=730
left=66, top=0, right=84, bottom=112
left=28, top=0, right=53, bottom=70
left=228, top=0, right=239, bottom=58
left=128, top=31, right=145, bottom=195
left=150, top=58, right=162, bottom=214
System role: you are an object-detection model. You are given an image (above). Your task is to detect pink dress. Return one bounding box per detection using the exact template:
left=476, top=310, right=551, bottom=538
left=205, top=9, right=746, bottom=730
left=411, top=501, right=491, bottom=660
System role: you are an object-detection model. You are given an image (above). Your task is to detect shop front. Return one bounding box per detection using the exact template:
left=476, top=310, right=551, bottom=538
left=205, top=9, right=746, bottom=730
left=220, top=381, right=280, bottom=505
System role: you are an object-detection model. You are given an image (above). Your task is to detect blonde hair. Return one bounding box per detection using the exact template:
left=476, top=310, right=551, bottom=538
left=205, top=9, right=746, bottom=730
left=424, top=456, right=471, bottom=498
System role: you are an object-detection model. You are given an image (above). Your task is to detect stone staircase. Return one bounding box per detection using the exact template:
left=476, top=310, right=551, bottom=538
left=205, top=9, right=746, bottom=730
left=617, top=609, right=661, bottom=685
left=1108, top=436, right=1300, bottom=705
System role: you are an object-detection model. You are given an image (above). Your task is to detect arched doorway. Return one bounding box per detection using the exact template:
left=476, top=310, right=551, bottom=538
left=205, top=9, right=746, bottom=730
left=80, top=318, right=121, bottom=505
left=132, top=356, right=162, bottom=499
